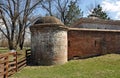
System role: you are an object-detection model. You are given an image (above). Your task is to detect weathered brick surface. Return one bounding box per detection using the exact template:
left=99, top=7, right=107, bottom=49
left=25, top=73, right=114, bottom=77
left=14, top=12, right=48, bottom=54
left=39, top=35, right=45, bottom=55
left=68, top=29, right=120, bottom=59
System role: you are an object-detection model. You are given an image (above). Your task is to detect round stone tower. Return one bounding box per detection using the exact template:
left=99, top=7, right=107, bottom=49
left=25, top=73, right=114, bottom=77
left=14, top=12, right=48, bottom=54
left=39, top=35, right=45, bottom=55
left=30, top=16, right=68, bottom=65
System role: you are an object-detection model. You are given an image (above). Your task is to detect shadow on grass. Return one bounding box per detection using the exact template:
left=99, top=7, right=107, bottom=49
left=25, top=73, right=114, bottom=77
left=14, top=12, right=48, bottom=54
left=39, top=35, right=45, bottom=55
left=26, top=51, right=120, bottom=66
left=69, top=52, right=120, bottom=61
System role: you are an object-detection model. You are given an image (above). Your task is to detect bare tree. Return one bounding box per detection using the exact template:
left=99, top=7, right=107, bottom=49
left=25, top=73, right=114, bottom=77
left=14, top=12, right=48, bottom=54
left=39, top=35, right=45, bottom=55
left=41, top=0, right=54, bottom=16
left=41, top=0, right=82, bottom=25
left=55, top=0, right=70, bottom=24
left=40, top=0, right=69, bottom=24
left=0, top=0, right=42, bottom=50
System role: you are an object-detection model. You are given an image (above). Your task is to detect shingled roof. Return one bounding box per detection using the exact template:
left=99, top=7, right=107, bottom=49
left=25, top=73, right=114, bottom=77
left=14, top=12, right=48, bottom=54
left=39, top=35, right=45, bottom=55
left=71, top=18, right=120, bottom=27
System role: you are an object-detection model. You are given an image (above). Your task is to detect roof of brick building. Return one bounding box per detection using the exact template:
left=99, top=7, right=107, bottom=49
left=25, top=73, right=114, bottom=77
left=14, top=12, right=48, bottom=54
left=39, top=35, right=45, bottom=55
left=71, top=18, right=120, bottom=27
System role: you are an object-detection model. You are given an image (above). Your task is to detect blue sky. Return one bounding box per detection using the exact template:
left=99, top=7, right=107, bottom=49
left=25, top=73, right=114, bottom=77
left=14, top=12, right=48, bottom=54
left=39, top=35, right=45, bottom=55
left=79, top=0, right=120, bottom=20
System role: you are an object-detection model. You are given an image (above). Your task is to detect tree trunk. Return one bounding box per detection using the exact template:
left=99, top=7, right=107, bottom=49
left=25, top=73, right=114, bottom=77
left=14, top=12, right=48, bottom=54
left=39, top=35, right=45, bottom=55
left=19, top=43, right=23, bottom=50
left=19, top=31, right=25, bottom=50
left=8, top=40, right=15, bottom=50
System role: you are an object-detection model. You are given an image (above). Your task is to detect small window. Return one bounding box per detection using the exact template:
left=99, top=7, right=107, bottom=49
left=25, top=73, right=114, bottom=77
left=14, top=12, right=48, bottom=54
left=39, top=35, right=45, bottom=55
left=68, top=41, right=70, bottom=47
left=95, top=40, right=97, bottom=47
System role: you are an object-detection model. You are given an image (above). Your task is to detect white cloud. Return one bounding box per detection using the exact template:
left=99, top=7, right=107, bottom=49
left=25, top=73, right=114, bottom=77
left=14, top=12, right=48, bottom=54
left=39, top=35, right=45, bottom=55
left=101, top=0, right=120, bottom=20
left=115, top=12, right=120, bottom=19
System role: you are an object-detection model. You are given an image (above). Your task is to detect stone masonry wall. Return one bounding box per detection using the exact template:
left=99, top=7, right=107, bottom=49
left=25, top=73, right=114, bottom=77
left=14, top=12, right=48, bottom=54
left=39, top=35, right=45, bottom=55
left=31, top=26, right=67, bottom=65
left=68, top=29, right=120, bottom=59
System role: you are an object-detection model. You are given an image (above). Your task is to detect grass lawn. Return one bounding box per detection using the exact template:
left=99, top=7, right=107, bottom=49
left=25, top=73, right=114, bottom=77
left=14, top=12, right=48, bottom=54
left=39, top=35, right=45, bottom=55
left=10, top=54, right=120, bottom=78
left=0, top=47, right=9, bottom=53
left=0, top=47, right=30, bottom=54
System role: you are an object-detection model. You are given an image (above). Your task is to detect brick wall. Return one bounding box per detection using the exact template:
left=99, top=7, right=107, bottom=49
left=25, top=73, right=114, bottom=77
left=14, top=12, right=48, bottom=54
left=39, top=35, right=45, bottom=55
left=68, top=29, right=120, bottom=59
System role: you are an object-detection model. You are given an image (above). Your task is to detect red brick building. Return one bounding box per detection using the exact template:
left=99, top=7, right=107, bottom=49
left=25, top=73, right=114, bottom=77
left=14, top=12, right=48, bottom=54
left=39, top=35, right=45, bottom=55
left=68, top=18, right=120, bottom=59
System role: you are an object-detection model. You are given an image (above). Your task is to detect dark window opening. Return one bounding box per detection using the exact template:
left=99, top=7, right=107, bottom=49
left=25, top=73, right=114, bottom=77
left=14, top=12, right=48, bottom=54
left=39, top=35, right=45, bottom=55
left=68, top=41, right=70, bottom=47
left=95, top=40, right=97, bottom=47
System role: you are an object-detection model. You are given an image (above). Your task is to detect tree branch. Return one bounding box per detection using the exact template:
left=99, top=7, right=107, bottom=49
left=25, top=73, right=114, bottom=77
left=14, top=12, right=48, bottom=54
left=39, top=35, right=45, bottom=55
left=0, top=28, right=8, bottom=39
left=0, top=11, right=10, bottom=39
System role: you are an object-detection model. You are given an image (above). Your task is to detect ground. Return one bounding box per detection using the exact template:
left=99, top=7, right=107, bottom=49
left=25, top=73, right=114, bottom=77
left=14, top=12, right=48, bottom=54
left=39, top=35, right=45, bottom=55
left=10, top=54, right=120, bottom=78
